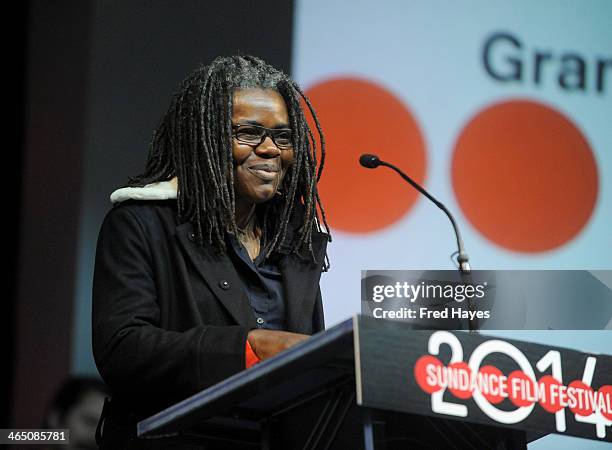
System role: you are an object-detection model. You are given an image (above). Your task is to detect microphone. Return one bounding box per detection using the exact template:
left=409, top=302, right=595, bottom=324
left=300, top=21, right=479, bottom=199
left=359, top=154, right=381, bottom=168
left=359, top=153, right=471, bottom=274
left=360, top=153, right=478, bottom=332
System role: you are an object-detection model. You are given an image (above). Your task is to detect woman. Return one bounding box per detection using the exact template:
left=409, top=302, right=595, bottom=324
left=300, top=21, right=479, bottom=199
left=92, top=55, right=330, bottom=448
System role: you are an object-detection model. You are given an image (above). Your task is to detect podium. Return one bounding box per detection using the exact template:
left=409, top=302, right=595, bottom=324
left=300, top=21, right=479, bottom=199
left=136, top=316, right=611, bottom=449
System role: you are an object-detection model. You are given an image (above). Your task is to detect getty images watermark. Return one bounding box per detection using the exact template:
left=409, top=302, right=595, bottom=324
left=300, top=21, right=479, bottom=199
left=361, top=270, right=612, bottom=330
left=370, top=279, right=488, bottom=321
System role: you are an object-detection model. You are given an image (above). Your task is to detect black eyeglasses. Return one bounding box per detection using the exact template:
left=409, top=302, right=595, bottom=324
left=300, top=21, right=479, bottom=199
left=232, top=124, right=293, bottom=149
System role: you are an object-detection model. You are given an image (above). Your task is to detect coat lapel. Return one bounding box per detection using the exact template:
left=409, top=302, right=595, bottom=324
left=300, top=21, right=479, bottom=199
left=279, top=256, right=311, bottom=333
left=175, top=222, right=257, bottom=329
left=281, top=232, right=328, bottom=333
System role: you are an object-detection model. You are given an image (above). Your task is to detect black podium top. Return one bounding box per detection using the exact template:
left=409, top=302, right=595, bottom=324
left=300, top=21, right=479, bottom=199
left=138, top=316, right=612, bottom=445
left=138, top=318, right=355, bottom=438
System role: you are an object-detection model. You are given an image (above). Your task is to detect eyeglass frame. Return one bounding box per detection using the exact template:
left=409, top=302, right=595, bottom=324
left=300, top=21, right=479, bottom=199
left=232, top=123, right=294, bottom=150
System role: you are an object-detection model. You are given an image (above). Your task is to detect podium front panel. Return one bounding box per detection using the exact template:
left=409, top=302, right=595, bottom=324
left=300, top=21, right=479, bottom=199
left=355, top=315, right=612, bottom=443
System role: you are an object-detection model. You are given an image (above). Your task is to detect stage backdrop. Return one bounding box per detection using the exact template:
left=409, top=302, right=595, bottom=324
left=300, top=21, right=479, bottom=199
left=292, top=0, right=612, bottom=326
left=57, top=1, right=610, bottom=448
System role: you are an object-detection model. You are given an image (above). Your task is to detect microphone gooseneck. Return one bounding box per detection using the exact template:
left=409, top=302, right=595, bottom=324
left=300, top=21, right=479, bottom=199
left=359, top=153, right=471, bottom=274
left=360, top=153, right=477, bottom=331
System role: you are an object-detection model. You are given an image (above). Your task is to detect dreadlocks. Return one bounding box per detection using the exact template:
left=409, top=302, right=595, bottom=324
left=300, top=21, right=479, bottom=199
left=128, top=55, right=330, bottom=266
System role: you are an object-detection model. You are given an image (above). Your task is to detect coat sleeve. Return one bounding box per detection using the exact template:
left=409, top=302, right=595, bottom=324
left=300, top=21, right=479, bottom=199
left=92, top=206, right=251, bottom=406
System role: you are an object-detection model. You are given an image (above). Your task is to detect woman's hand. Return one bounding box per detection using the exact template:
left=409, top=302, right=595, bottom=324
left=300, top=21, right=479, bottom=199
left=247, top=329, right=310, bottom=361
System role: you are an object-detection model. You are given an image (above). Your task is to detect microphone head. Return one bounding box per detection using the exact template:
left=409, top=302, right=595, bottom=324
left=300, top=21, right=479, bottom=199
left=359, top=154, right=381, bottom=169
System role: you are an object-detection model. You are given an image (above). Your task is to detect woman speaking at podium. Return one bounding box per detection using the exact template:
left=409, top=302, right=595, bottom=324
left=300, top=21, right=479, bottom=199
left=92, top=55, right=330, bottom=448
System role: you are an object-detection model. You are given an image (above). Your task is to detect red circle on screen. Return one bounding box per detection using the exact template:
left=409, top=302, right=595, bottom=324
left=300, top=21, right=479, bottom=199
left=305, top=78, right=426, bottom=233
left=452, top=100, right=598, bottom=252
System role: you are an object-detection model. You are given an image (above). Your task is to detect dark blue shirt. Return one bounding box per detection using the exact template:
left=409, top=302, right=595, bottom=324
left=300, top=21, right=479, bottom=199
left=226, top=234, right=286, bottom=330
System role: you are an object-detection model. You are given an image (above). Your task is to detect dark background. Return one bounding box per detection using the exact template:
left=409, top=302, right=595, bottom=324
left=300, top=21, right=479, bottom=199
left=8, top=0, right=295, bottom=429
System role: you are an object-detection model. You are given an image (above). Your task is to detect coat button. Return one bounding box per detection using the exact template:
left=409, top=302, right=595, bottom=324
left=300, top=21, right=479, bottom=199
left=256, top=317, right=264, bottom=325
left=219, top=280, right=230, bottom=290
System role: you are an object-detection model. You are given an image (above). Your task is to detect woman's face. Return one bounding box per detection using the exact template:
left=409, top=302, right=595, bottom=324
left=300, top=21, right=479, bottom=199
left=232, top=88, right=294, bottom=208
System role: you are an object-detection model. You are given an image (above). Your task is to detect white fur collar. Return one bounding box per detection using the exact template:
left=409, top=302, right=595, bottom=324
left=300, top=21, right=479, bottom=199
left=110, top=181, right=177, bottom=204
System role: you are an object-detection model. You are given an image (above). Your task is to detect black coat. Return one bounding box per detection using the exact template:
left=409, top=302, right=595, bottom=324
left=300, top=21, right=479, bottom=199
left=92, top=200, right=327, bottom=441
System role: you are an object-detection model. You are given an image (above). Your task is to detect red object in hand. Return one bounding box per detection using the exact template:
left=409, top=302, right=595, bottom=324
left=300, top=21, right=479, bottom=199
left=245, top=339, right=261, bottom=368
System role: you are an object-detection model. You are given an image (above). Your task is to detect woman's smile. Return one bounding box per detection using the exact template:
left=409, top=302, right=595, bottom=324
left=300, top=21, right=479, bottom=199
left=248, top=163, right=279, bottom=181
